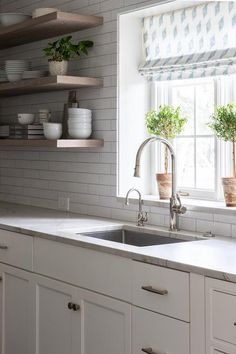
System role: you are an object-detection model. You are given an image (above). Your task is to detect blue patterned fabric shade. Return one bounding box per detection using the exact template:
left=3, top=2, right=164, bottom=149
left=139, top=1, right=236, bottom=81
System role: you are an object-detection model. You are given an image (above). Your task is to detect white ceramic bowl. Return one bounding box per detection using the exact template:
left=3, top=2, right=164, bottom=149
left=7, top=73, right=22, bottom=82
left=68, top=128, right=92, bottom=139
left=68, top=108, right=92, bottom=115
left=68, top=113, right=92, bottom=117
left=43, top=123, right=62, bottom=140
left=32, top=8, right=59, bottom=18
left=68, top=123, right=92, bottom=128
left=18, top=113, right=35, bottom=125
left=0, top=13, right=31, bottom=26
left=68, top=117, right=92, bottom=123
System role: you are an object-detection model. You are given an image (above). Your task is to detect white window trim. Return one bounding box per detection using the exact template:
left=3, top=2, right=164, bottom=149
left=149, top=76, right=234, bottom=202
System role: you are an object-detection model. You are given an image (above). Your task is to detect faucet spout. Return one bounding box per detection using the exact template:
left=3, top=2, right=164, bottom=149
left=133, top=136, right=186, bottom=231
left=125, top=188, right=148, bottom=226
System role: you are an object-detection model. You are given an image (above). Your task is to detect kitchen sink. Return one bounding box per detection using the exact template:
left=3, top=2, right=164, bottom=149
left=79, top=229, right=188, bottom=247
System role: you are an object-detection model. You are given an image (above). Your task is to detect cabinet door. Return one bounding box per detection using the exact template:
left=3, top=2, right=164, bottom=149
left=132, top=307, right=189, bottom=354
left=80, top=289, right=131, bottom=354
left=34, top=275, right=81, bottom=354
left=0, top=265, right=34, bottom=354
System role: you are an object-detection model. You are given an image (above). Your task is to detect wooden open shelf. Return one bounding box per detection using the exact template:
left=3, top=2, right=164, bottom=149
left=0, top=139, right=104, bottom=148
left=0, top=11, right=103, bottom=49
left=0, top=75, right=103, bottom=97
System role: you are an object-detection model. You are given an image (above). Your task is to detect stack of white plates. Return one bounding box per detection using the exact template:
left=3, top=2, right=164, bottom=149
left=22, top=70, right=47, bottom=80
left=68, top=108, right=92, bottom=139
left=32, top=8, right=59, bottom=18
left=5, top=60, right=29, bottom=82
left=0, top=125, right=9, bottom=138
left=0, top=69, right=7, bottom=82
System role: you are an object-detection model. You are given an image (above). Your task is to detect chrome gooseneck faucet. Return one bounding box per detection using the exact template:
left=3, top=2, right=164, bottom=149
left=134, top=136, right=186, bottom=231
left=125, top=188, right=148, bottom=226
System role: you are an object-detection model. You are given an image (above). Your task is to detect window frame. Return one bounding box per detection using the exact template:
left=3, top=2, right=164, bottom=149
left=151, top=75, right=235, bottom=201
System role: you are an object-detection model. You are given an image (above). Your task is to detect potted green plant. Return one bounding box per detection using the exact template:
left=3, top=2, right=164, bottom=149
left=146, top=105, right=187, bottom=199
left=43, top=35, right=94, bottom=76
left=208, top=103, right=236, bottom=207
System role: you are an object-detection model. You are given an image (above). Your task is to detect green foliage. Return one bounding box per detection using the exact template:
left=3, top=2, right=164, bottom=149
left=43, top=36, right=94, bottom=61
left=145, top=105, right=187, bottom=174
left=145, top=105, right=188, bottom=139
left=208, top=103, right=236, bottom=142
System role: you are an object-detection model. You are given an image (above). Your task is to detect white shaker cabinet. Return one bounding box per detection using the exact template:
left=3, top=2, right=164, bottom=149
left=206, top=277, right=236, bottom=354
left=80, top=289, right=131, bottom=354
left=34, top=275, right=81, bottom=354
left=34, top=275, right=131, bottom=354
left=0, top=265, right=34, bottom=354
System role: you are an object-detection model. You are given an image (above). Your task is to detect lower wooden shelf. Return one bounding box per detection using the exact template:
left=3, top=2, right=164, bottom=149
left=0, top=139, right=104, bottom=148
left=0, top=75, right=103, bottom=97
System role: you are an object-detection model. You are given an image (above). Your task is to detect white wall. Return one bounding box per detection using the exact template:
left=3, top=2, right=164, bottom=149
left=0, top=0, right=235, bottom=238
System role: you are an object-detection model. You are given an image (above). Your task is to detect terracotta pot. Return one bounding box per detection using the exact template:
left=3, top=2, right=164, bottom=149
left=48, top=60, right=68, bottom=76
left=222, top=177, right=236, bottom=207
left=156, top=173, right=172, bottom=200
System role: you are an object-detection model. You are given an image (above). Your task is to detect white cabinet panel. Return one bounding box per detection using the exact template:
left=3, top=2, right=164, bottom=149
left=132, top=261, right=189, bottom=321
left=132, top=307, right=189, bottom=354
left=34, top=237, right=132, bottom=301
left=0, top=230, right=33, bottom=270
left=206, top=277, right=236, bottom=354
left=0, top=265, right=34, bottom=354
left=34, top=275, right=131, bottom=354
left=80, top=290, right=131, bottom=354
left=34, top=275, right=81, bottom=354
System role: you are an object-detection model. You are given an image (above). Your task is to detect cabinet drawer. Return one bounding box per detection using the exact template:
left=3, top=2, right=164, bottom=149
left=132, top=261, right=189, bottom=321
left=132, top=307, right=189, bottom=354
left=206, top=278, right=236, bottom=348
left=34, top=237, right=132, bottom=301
left=0, top=229, right=33, bottom=270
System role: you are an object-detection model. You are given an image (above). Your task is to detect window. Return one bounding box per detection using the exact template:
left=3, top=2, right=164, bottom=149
left=153, top=76, right=234, bottom=200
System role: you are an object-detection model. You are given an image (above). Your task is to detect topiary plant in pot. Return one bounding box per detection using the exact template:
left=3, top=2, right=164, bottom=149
left=146, top=105, right=187, bottom=199
left=43, top=35, right=93, bottom=76
left=208, top=103, right=236, bottom=207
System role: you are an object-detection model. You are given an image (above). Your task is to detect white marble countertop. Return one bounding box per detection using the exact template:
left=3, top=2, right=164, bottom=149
left=0, top=201, right=235, bottom=282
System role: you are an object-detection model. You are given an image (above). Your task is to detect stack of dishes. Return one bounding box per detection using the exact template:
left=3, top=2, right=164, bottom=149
left=68, top=108, right=92, bottom=139
left=0, top=69, right=7, bottom=82
left=32, top=8, right=59, bottom=18
left=0, top=13, right=31, bottom=27
left=22, top=70, right=47, bottom=80
left=5, top=60, right=29, bottom=82
left=0, top=125, right=9, bottom=138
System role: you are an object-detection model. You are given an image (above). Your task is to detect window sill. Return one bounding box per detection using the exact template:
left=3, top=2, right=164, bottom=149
left=117, top=194, right=236, bottom=216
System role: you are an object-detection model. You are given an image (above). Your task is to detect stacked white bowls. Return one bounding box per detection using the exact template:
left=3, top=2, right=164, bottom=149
left=68, top=108, right=92, bottom=139
left=5, top=60, right=29, bottom=82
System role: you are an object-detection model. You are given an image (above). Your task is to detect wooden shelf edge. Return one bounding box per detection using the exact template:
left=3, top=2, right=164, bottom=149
left=0, top=139, right=104, bottom=148
left=0, top=11, right=103, bottom=49
left=0, top=76, right=103, bottom=97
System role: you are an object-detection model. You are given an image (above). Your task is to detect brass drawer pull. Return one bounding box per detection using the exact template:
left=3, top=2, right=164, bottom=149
left=141, top=285, right=168, bottom=296
left=0, top=244, right=8, bottom=250
left=142, top=347, right=166, bottom=354
left=68, top=302, right=80, bottom=311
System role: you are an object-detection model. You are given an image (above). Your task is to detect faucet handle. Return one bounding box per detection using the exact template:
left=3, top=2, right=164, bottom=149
left=137, top=211, right=148, bottom=227
left=175, top=193, right=187, bottom=215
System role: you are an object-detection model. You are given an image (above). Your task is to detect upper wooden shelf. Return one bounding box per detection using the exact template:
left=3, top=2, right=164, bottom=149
left=0, top=75, right=103, bottom=96
left=0, top=11, right=103, bottom=49
left=0, top=139, right=104, bottom=148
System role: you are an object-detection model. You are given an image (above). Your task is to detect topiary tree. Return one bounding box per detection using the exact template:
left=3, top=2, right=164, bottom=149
left=145, top=105, right=188, bottom=174
left=208, top=103, right=236, bottom=177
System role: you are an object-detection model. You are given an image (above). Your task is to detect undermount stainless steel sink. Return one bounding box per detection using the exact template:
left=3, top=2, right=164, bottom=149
left=79, top=229, right=188, bottom=247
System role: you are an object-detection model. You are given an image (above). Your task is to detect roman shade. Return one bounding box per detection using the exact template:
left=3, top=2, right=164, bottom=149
left=139, top=1, right=236, bottom=81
